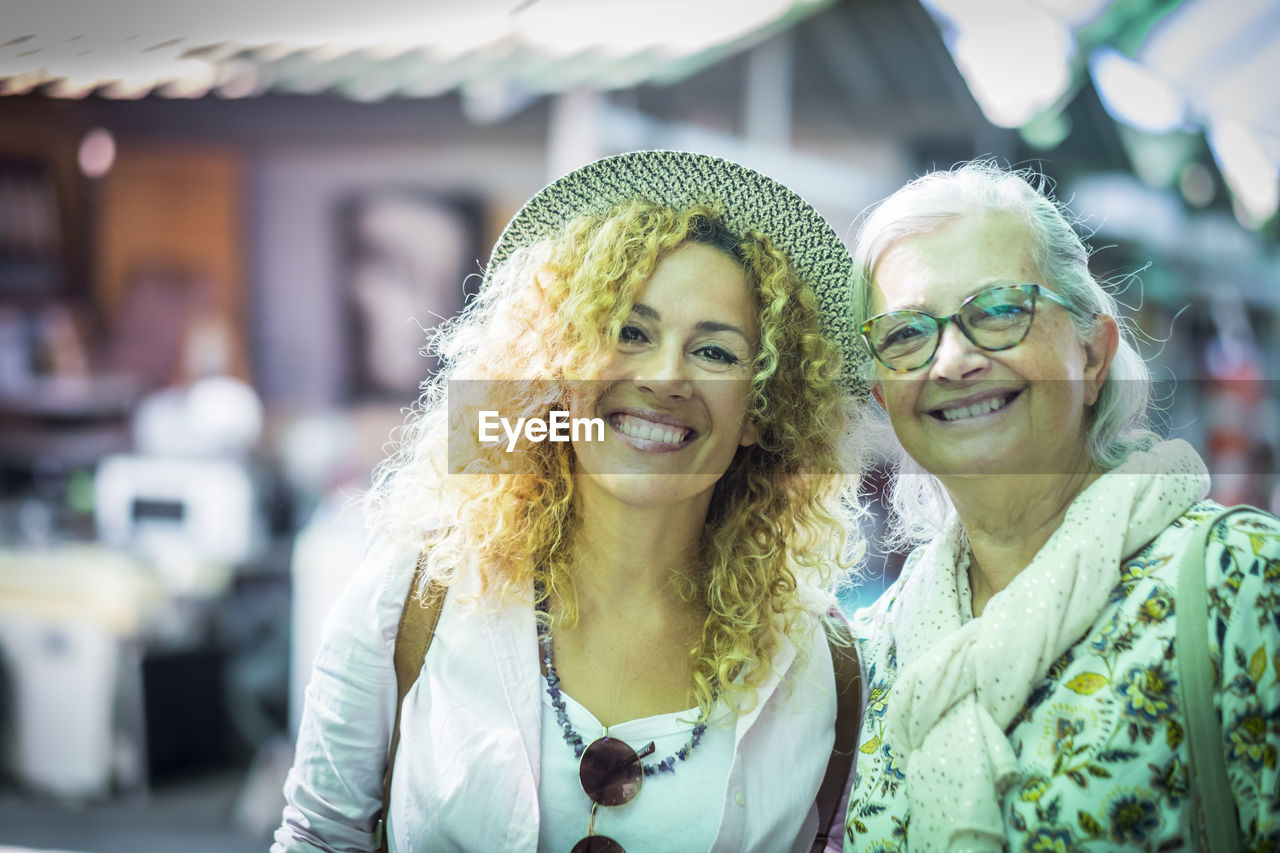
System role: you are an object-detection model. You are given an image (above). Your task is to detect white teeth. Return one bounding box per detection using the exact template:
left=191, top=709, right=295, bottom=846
left=939, top=395, right=1009, bottom=422
left=614, top=414, right=688, bottom=444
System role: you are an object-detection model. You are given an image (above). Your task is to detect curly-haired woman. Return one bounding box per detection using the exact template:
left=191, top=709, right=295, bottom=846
left=272, top=151, right=867, bottom=853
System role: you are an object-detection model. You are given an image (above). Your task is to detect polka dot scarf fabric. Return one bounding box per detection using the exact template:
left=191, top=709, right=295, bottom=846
left=882, top=439, right=1210, bottom=850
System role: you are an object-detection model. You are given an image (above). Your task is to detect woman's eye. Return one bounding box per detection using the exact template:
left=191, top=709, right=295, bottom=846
left=981, top=303, right=1028, bottom=319
left=619, top=324, right=649, bottom=345
left=883, top=324, right=927, bottom=348
left=695, top=344, right=741, bottom=366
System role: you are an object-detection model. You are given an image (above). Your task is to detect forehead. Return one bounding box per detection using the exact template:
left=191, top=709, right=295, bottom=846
left=641, top=242, right=755, bottom=317
left=871, top=211, right=1041, bottom=310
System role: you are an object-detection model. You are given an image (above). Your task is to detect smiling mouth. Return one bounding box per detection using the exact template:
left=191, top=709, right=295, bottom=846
left=610, top=413, right=694, bottom=445
left=931, top=390, right=1021, bottom=423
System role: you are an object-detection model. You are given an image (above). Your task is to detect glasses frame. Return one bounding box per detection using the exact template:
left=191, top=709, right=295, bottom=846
left=859, top=283, right=1077, bottom=373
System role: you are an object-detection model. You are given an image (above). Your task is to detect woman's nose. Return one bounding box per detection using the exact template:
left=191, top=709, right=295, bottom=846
left=929, top=321, right=988, bottom=381
left=632, top=344, right=693, bottom=399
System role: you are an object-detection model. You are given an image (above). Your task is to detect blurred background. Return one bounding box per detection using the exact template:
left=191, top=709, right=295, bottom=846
left=0, top=0, right=1276, bottom=849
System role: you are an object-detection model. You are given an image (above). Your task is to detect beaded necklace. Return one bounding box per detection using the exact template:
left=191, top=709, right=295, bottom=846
left=535, top=595, right=707, bottom=776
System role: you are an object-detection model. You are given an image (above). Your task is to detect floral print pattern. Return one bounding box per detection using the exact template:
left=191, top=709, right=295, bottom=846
left=846, top=502, right=1280, bottom=851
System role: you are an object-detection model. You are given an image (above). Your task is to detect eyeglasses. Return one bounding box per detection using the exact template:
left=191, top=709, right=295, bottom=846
left=859, top=283, right=1077, bottom=372
left=571, top=736, right=656, bottom=853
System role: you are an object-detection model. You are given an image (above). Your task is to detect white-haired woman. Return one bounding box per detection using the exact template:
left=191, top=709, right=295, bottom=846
left=842, top=162, right=1279, bottom=851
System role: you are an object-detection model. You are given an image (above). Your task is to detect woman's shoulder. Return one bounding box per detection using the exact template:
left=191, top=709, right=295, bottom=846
left=1197, top=500, right=1280, bottom=542
left=1195, top=500, right=1280, bottom=593
left=1131, top=500, right=1279, bottom=560
left=1169, top=499, right=1280, bottom=535
left=1161, top=499, right=1280, bottom=568
left=1122, top=500, right=1280, bottom=628
left=315, top=534, right=425, bottom=651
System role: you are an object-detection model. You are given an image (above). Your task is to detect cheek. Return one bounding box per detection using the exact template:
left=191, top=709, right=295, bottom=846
left=1022, top=342, right=1091, bottom=420
left=573, top=377, right=621, bottom=420
left=595, top=352, right=628, bottom=382
left=876, top=377, right=918, bottom=420
left=713, top=379, right=754, bottom=418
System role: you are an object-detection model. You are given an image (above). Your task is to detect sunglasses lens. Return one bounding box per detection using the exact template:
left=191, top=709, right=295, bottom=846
left=571, top=836, right=626, bottom=853
left=579, top=737, right=643, bottom=807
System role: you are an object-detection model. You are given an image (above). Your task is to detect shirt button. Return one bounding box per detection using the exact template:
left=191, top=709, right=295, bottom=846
left=735, top=792, right=746, bottom=807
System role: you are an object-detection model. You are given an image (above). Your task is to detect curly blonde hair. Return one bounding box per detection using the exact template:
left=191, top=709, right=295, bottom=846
left=366, top=199, right=862, bottom=720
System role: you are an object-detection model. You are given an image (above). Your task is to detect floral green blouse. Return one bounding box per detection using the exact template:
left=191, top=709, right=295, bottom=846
left=846, top=501, right=1280, bottom=851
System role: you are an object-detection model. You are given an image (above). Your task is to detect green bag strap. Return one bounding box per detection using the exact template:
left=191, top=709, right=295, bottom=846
left=375, top=553, right=445, bottom=853
left=813, top=611, right=862, bottom=853
left=1176, top=505, right=1254, bottom=853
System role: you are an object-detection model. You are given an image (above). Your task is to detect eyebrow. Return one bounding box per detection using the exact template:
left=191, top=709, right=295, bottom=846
left=891, top=280, right=1029, bottom=312
left=630, top=303, right=753, bottom=340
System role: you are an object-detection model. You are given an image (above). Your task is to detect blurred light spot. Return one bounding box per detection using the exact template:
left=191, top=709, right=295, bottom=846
left=1020, top=110, right=1072, bottom=150
left=1118, top=124, right=1196, bottom=188
left=66, top=468, right=95, bottom=514
left=1091, top=47, right=1185, bottom=134
left=928, top=0, right=1073, bottom=128
left=1035, top=0, right=1113, bottom=27
left=1210, top=118, right=1279, bottom=228
left=1179, top=161, right=1215, bottom=207
left=516, top=0, right=794, bottom=54
left=77, top=127, right=116, bottom=178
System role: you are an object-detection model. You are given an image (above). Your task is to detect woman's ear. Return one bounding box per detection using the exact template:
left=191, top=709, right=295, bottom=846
left=1082, top=314, right=1119, bottom=406
left=871, top=382, right=886, bottom=409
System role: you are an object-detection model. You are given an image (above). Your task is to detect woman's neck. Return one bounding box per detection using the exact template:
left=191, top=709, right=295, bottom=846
left=569, top=490, right=707, bottom=615
left=946, top=463, right=1102, bottom=616
left=549, top=487, right=711, bottom=726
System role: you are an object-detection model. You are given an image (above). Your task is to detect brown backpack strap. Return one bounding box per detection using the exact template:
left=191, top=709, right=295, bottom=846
left=812, top=610, right=861, bottom=852
left=375, top=553, right=446, bottom=853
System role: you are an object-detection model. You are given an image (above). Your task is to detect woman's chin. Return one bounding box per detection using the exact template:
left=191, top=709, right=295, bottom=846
left=579, top=471, right=721, bottom=510
left=929, top=446, right=1095, bottom=482
left=922, top=440, right=1026, bottom=479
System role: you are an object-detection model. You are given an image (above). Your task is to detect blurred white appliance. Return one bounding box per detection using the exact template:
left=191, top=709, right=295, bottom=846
left=0, top=546, right=159, bottom=799
left=94, top=454, right=263, bottom=576
left=0, top=617, right=119, bottom=798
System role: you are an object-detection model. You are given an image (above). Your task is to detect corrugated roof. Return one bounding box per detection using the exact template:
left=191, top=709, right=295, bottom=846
left=0, top=0, right=836, bottom=100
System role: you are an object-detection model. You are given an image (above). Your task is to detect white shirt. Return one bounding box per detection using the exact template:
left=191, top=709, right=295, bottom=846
left=272, top=537, right=849, bottom=853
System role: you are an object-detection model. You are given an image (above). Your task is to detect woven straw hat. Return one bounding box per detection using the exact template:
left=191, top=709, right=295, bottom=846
left=485, top=150, right=865, bottom=396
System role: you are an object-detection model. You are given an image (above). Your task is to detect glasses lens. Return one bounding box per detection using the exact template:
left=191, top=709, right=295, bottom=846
left=866, top=311, right=937, bottom=370
left=579, top=737, right=643, bottom=807
left=962, top=286, right=1034, bottom=349
left=571, top=836, right=626, bottom=853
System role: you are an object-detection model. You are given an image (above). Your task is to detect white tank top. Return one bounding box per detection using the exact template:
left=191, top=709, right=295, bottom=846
left=536, top=675, right=735, bottom=852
